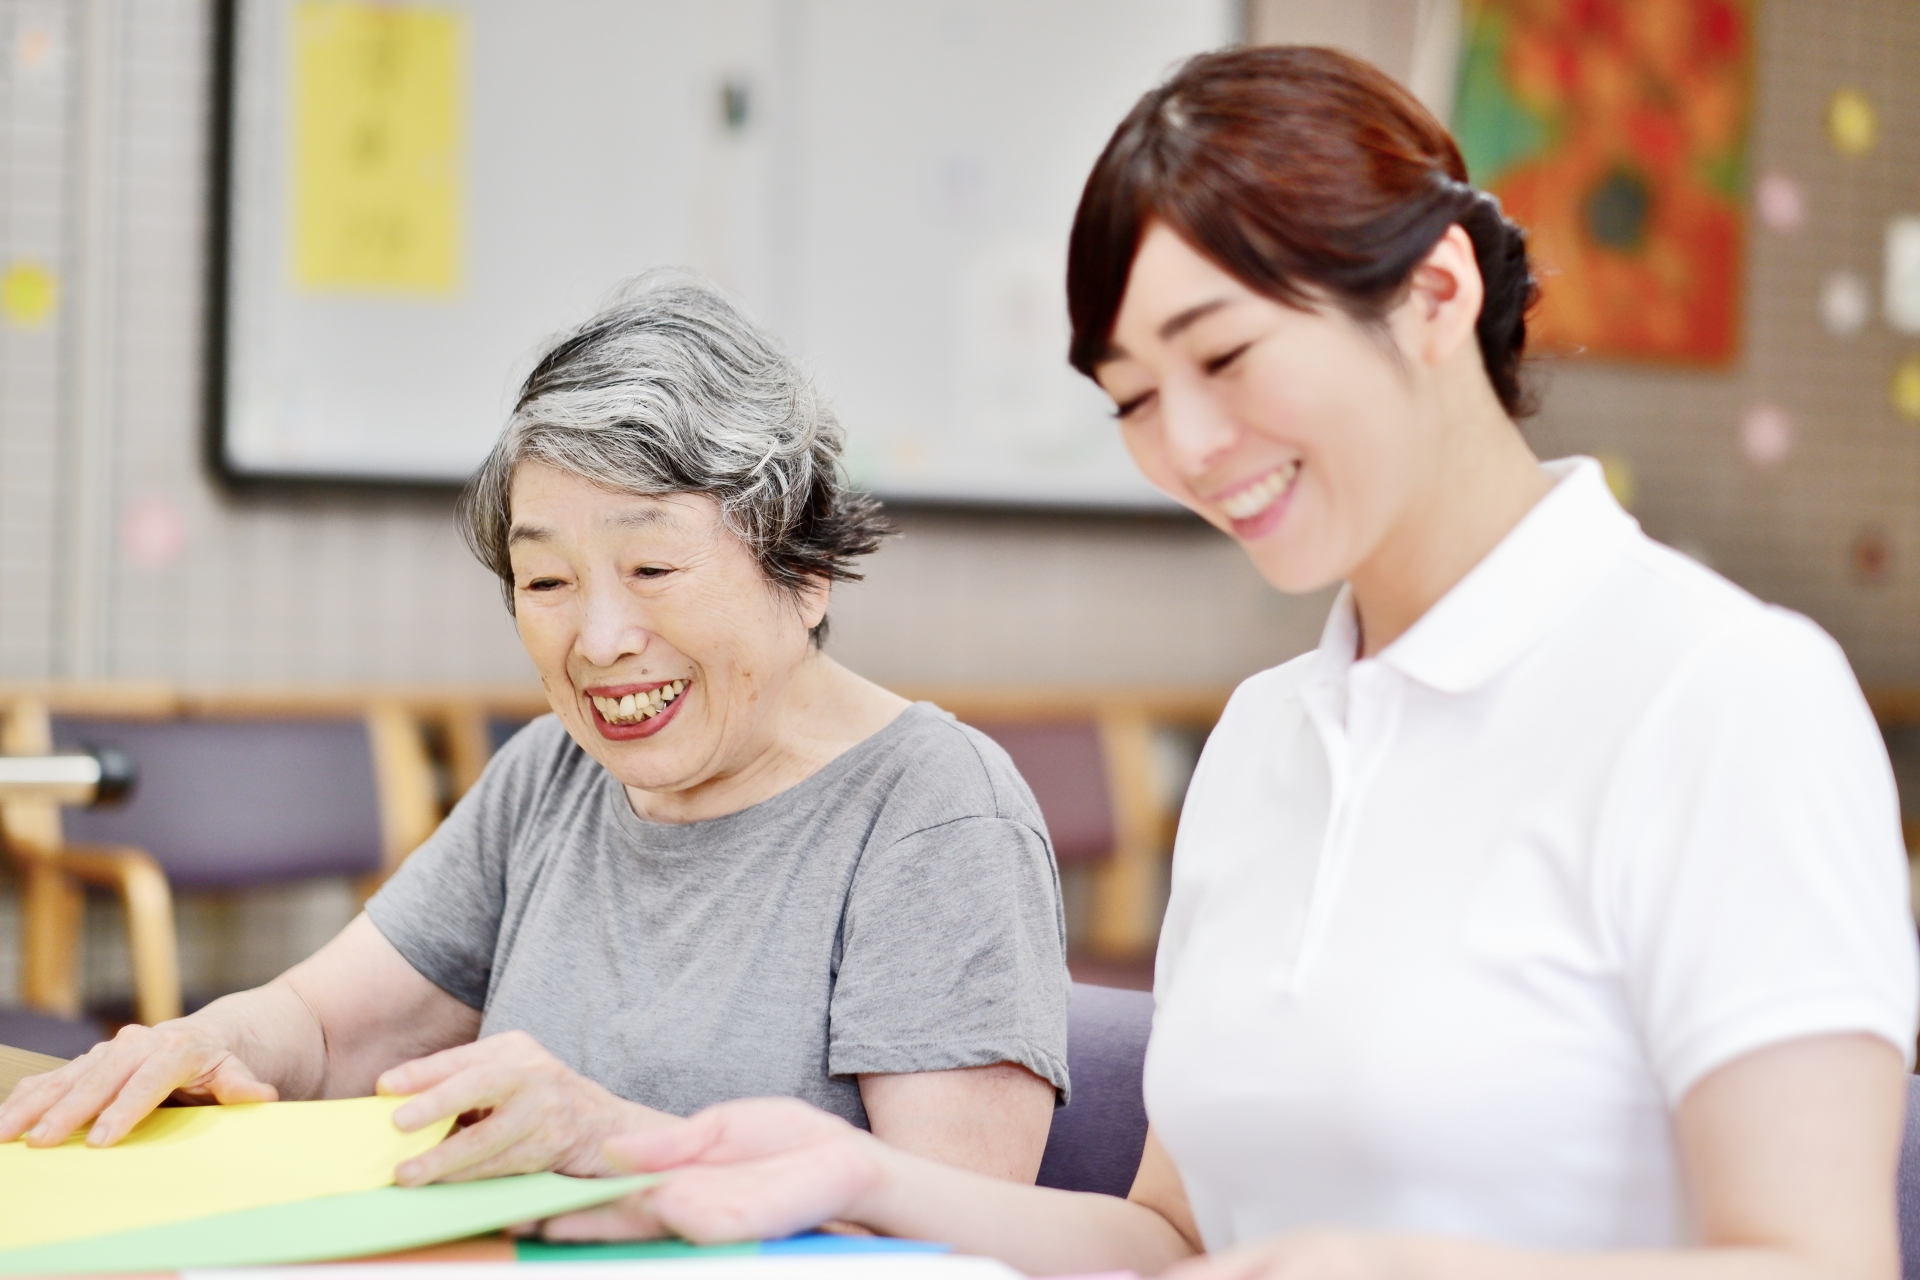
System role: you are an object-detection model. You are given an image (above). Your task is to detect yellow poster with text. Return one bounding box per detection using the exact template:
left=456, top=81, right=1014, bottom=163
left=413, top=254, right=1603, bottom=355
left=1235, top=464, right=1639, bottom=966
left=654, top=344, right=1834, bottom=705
left=293, top=2, right=463, bottom=294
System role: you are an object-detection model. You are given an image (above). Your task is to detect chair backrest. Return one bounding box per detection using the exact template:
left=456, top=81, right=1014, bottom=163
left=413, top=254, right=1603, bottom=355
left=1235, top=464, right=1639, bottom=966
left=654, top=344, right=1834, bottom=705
left=1037, top=982, right=1154, bottom=1197
left=53, top=716, right=386, bottom=888
left=489, top=715, right=534, bottom=754
left=966, top=720, right=1117, bottom=866
left=0, top=1008, right=105, bottom=1061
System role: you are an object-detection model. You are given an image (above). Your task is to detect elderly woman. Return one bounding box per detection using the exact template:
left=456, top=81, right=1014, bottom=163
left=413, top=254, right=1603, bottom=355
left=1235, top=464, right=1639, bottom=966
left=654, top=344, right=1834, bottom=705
left=0, top=272, right=1069, bottom=1185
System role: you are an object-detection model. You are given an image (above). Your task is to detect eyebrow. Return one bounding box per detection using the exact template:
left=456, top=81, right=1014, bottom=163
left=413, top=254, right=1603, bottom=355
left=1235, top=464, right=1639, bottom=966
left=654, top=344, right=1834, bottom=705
left=508, top=505, right=684, bottom=547
left=1158, top=296, right=1234, bottom=342
left=608, top=507, right=681, bottom=532
left=1095, top=296, right=1240, bottom=371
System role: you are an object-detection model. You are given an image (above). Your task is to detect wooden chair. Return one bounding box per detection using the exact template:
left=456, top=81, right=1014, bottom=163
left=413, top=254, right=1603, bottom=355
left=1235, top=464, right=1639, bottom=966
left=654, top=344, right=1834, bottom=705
left=1, top=685, right=183, bottom=1028
left=1, top=685, right=440, bottom=1027
left=897, top=686, right=1230, bottom=959
left=1866, top=688, right=1920, bottom=855
left=424, top=687, right=553, bottom=802
left=411, top=683, right=1230, bottom=958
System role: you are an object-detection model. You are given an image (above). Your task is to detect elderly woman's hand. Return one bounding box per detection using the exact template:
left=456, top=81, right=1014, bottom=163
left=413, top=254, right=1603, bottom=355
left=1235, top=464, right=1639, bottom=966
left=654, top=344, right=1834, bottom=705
left=0, top=1020, right=278, bottom=1148
left=537, top=1097, right=886, bottom=1244
left=381, top=1030, right=667, bottom=1184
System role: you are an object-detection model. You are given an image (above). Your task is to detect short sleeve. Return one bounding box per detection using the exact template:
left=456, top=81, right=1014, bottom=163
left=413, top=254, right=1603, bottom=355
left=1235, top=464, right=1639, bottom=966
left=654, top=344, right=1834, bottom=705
left=829, top=815, right=1071, bottom=1101
left=1601, top=610, right=1920, bottom=1103
left=364, top=718, right=558, bottom=1009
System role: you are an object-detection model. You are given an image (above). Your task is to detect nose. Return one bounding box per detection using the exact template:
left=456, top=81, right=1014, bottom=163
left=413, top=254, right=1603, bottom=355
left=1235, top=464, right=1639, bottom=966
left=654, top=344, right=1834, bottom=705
left=1158, top=375, right=1240, bottom=480
left=574, top=572, right=651, bottom=669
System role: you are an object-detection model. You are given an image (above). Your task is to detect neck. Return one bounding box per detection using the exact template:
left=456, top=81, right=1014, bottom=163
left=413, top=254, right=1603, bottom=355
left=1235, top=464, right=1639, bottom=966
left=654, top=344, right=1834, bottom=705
left=624, top=651, right=909, bottom=824
left=1347, top=395, right=1552, bottom=659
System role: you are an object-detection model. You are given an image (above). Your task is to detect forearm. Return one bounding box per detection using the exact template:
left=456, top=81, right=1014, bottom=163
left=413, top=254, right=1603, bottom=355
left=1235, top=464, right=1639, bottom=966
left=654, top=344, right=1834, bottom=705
left=1404, top=1241, right=1853, bottom=1280
left=854, top=1141, right=1197, bottom=1277
left=1183, top=1236, right=1870, bottom=1280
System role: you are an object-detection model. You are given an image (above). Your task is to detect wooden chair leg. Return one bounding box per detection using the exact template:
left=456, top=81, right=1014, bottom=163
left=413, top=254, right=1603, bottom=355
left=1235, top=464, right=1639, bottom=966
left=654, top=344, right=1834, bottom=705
left=440, top=702, right=495, bottom=804
left=4, top=696, right=85, bottom=1016
left=1089, top=708, right=1166, bottom=959
left=58, top=846, right=182, bottom=1026
left=19, top=860, right=84, bottom=1018
left=365, top=702, right=442, bottom=893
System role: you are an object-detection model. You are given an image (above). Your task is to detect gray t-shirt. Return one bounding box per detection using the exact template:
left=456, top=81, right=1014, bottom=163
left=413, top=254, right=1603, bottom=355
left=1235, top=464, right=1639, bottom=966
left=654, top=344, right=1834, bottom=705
left=366, top=703, right=1069, bottom=1127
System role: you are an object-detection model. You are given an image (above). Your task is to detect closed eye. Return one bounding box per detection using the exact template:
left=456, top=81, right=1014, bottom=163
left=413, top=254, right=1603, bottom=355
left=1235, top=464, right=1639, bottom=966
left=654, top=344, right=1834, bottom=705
left=1112, top=390, right=1156, bottom=421
left=1205, top=342, right=1252, bottom=375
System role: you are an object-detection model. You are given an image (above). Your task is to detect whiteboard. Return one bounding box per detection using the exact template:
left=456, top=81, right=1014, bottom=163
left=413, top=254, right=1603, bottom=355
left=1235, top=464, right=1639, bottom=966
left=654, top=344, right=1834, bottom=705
left=213, top=1, right=1236, bottom=507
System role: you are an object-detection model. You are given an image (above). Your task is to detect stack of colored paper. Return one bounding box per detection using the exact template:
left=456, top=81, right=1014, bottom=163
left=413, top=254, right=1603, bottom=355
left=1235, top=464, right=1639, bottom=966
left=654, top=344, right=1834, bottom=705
left=0, top=1095, right=653, bottom=1275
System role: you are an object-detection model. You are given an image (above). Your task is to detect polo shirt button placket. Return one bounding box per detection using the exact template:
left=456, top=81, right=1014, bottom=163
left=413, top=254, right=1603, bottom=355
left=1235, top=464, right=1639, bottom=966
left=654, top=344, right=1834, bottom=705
left=1287, top=663, right=1399, bottom=994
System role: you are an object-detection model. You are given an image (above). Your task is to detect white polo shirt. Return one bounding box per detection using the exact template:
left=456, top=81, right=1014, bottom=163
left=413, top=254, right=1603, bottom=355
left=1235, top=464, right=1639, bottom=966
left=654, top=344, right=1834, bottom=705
left=1145, top=457, right=1919, bottom=1252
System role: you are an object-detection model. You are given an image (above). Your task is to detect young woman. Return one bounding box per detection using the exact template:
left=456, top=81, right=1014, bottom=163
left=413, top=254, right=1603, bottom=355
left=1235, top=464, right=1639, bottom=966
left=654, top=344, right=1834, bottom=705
left=526, top=47, right=1919, bottom=1280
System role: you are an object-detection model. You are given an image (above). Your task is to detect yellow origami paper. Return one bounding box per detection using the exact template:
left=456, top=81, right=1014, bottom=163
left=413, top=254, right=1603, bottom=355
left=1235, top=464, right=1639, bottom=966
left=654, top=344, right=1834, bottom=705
left=0, top=1095, right=454, bottom=1251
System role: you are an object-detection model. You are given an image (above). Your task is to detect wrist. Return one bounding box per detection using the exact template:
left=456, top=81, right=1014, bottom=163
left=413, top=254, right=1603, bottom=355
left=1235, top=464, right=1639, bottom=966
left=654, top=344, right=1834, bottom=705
left=843, top=1129, right=910, bottom=1230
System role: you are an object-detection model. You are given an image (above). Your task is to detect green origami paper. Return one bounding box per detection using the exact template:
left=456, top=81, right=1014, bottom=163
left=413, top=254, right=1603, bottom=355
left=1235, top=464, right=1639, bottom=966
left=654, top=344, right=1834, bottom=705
left=0, top=1171, right=656, bottom=1275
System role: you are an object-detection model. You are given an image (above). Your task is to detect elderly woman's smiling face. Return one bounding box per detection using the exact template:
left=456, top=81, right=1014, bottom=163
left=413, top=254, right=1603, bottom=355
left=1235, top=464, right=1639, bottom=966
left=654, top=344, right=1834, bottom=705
left=507, top=461, right=827, bottom=803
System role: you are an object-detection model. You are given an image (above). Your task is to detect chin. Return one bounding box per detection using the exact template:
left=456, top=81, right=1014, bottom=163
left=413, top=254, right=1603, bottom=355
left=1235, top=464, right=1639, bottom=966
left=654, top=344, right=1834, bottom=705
left=1244, top=546, right=1344, bottom=598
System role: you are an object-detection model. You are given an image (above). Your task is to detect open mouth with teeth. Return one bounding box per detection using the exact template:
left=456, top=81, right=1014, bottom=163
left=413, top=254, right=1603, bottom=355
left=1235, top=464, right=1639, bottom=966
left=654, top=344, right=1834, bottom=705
left=586, top=679, right=689, bottom=740
left=1216, top=460, right=1301, bottom=537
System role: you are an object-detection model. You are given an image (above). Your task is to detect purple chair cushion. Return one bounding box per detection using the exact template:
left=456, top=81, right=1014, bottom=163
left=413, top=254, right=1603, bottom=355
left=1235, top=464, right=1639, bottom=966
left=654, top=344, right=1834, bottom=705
left=0, top=1008, right=106, bottom=1059
left=1037, top=983, right=1153, bottom=1197
left=1901, top=1075, right=1920, bottom=1279
left=53, top=717, right=385, bottom=888
left=965, top=721, right=1116, bottom=866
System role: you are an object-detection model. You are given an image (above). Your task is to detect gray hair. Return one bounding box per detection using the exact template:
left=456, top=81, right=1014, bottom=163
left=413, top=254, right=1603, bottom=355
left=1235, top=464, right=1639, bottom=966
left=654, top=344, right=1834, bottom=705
left=459, top=270, right=890, bottom=642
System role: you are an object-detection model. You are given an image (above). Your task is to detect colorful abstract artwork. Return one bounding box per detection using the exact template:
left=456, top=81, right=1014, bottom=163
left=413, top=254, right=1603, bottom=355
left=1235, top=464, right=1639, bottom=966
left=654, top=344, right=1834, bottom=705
left=1453, top=0, right=1754, bottom=364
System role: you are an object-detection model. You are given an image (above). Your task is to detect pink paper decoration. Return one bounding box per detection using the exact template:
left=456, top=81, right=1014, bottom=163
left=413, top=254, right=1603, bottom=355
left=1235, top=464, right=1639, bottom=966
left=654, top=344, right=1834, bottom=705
left=1755, top=172, right=1804, bottom=232
left=1851, top=525, right=1891, bottom=585
left=120, top=494, right=188, bottom=570
left=1740, top=403, right=1793, bottom=467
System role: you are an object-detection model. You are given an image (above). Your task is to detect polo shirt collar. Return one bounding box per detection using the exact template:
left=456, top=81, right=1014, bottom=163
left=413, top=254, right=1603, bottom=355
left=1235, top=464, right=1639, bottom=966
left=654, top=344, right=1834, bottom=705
left=1311, top=457, right=1639, bottom=696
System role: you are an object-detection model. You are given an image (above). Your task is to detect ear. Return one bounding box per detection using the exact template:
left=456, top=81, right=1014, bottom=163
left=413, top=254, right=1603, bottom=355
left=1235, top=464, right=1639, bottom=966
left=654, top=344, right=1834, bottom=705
left=794, top=577, right=831, bottom=633
left=1395, top=224, right=1485, bottom=369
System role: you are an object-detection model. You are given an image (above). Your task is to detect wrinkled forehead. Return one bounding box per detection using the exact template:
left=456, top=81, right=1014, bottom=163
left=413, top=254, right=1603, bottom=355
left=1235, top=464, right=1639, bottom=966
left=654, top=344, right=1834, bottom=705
left=506, top=463, right=719, bottom=547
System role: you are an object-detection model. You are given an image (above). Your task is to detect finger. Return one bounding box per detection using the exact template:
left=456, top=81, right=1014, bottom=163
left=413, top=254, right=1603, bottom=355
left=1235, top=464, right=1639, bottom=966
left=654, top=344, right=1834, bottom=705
left=642, top=1148, right=867, bottom=1245
left=389, top=1064, right=523, bottom=1133
left=85, top=1043, right=236, bottom=1147
left=0, top=1062, right=95, bottom=1142
left=378, top=1033, right=525, bottom=1099
left=539, top=1193, right=671, bottom=1242
left=394, top=1104, right=538, bottom=1186
left=1162, top=1248, right=1280, bottom=1280
left=205, top=1060, right=279, bottom=1106
left=20, top=1040, right=158, bottom=1147
left=602, top=1110, right=730, bottom=1173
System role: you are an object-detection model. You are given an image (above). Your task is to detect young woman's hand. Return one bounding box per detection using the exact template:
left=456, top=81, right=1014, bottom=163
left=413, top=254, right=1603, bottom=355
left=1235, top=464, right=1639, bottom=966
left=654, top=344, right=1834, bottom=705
left=380, top=1030, right=667, bottom=1184
left=0, top=1020, right=277, bottom=1148
left=537, top=1097, right=886, bottom=1244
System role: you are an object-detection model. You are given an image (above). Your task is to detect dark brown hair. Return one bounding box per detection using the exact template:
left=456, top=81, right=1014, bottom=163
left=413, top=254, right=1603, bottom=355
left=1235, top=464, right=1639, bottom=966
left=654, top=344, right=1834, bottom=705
left=1066, top=45, right=1539, bottom=417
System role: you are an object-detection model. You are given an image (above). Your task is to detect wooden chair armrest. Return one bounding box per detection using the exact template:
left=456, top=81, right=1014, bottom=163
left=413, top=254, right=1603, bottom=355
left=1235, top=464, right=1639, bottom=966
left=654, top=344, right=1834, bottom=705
left=49, top=844, right=182, bottom=1026
left=366, top=702, right=442, bottom=890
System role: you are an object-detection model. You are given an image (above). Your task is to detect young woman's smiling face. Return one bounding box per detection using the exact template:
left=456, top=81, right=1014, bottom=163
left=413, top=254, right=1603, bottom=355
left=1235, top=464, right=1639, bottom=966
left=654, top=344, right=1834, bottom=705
left=1095, top=222, right=1449, bottom=596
